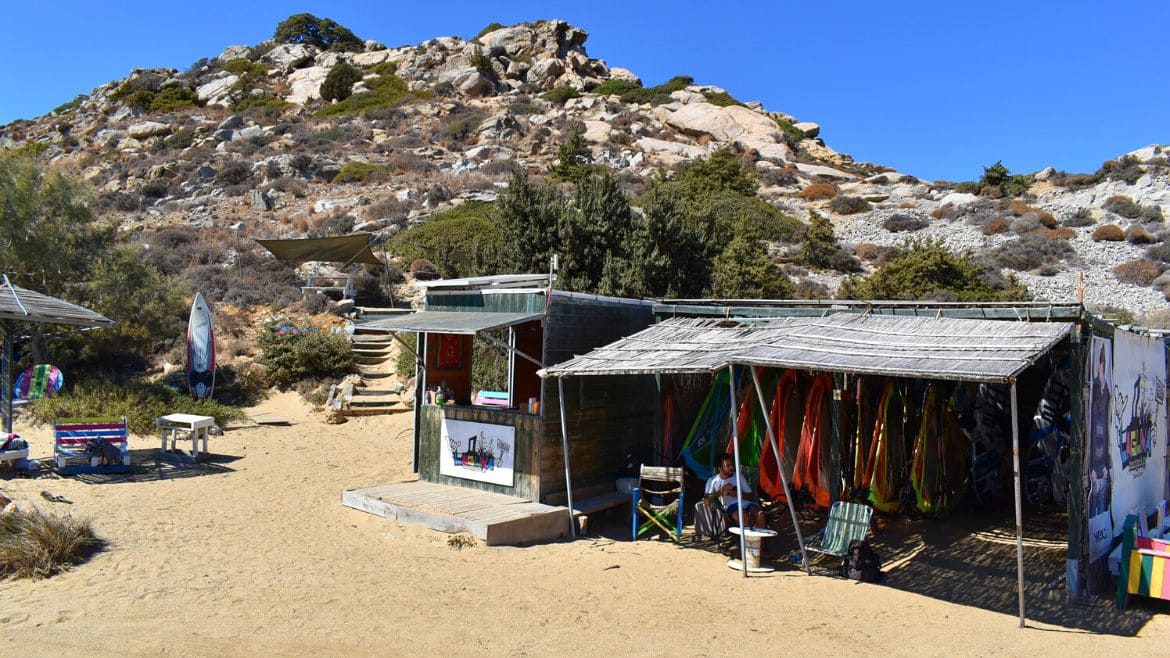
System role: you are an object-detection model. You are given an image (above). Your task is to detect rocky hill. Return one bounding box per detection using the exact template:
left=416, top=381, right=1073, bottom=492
left=3, top=18, right=1168, bottom=319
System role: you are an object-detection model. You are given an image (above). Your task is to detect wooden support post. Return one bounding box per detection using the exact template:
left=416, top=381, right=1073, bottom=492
left=1, top=320, right=11, bottom=434
left=1011, top=379, right=1027, bottom=628
left=557, top=376, right=577, bottom=539
left=750, top=367, right=810, bottom=574
left=726, top=365, right=748, bottom=577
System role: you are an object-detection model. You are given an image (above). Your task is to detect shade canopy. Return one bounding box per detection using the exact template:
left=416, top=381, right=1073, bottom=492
left=360, top=311, right=543, bottom=335
left=539, top=315, right=1072, bottom=383
left=255, top=233, right=384, bottom=266
left=0, top=279, right=115, bottom=328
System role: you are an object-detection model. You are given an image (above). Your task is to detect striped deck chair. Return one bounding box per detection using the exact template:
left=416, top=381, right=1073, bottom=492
left=54, top=417, right=131, bottom=474
left=803, top=501, right=874, bottom=566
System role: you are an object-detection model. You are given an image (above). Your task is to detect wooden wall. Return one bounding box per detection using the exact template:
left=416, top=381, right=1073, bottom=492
left=539, top=294, right=656, bottom=499
left=418, top=405, right=542, bottom=500
left=423, top=333, right=472, bottom=404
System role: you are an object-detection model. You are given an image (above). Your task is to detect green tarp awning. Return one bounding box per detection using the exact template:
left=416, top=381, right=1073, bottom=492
left=255, top=233, right=383, bottom=266
left=359, top=311, right=543, bottom=335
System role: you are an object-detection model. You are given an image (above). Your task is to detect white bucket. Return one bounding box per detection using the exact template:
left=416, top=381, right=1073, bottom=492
left=744, top=537, right=763, bottom=569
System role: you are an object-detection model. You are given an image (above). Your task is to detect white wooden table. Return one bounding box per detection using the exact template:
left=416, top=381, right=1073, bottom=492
left=157, top=413, right=216, bottom=462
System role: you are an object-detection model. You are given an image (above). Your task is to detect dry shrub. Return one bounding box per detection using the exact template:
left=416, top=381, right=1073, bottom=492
left=410, top=258, right=440, bottom=279
left=1092, top=224, right=1125, bottom=242
left=1114, top=260, right=1163, bottom=286
left=829, top=195, right=871, bottom=215
left=984, top=217, right=1011, bottom=235
left=1142, top=308, right=1170, bottom=329
left=854, top=243, right=882, bottom=261
left=1103, top=195, right=1140, bottom=218
left=796, top=183, right=837, bottom=201
left=1008, top=200, right=1057, bottom=227
left=882, top=214, right=928, bottom=233
left=385, top=151, right=436, bottom=175
left=0, top=508, right=103, bottom=579
left=1034, top=227, right=1076, bottom=240
left=931, top=203, right=957, bottom=220
left=794, top=278, right=831, bottom=300
left=1125, top=225, right=1156, bottom=244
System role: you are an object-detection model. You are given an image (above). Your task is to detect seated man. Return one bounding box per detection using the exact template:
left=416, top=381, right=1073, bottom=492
left=705, top=454, right=767, bottom=529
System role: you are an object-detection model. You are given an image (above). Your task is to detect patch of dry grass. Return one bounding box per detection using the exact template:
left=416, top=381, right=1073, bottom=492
left=0, top=508, right=103, bottom=580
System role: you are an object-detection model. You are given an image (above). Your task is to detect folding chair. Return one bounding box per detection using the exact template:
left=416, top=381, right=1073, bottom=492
left=631, top=466, right=685, bottom=542
left=802, top=501, right=874, bottom=569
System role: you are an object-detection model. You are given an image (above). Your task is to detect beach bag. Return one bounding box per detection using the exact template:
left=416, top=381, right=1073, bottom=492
left=843, top=539, right=882, bottom=582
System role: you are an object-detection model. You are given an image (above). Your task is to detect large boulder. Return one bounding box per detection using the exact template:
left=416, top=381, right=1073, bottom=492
left=608, top=67, right=641, bottom=85
left=217, top=45, right=252, bottom=61
left=723, top=105, right=783, bottom=142
left=794, top=121, right=820, bottom=138
left=450, top=68, right=495, bottom=96
left=660, top=102, right=743, bottom=142
left=264, top=44, right=317, bottom=73
left=287, top=66, right=330, bottom=105
left=738, top=139, right=792, bottom=163
left=477, top=113, right=521, bottom=140
left=581, top=120, right=612, bottom=143
left=635, top=137, right=708, bottom=160
left=128, top=121, right=171, bottom=139
left=530, top=20, right=588, bottom=58
left=527, top=58, right=565, bottom=88
left=196, top=74, right=238, bottom=107
left=477, top=26, right=536, bottom=57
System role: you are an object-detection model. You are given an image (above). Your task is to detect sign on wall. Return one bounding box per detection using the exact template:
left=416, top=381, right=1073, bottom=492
left=1109, top=330, right=1168, bottom=532
left=440, top=418, right=516, bottom=487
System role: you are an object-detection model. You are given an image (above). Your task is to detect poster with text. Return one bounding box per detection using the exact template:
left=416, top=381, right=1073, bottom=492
left=1087, top=335, right=1113, bottom=561
left=1109, top=330, right=1168, bottom=532
left=440, top=418, right=515, bottom=487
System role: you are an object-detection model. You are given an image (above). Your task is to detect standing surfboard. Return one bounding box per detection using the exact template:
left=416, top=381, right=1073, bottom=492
left=186, top=292, right=216, bottom=399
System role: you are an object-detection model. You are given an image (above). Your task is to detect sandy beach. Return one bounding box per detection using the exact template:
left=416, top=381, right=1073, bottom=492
left=2, top=391, right=1168, bottom=657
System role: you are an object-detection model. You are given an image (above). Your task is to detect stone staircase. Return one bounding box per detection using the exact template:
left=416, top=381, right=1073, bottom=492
left=334, top=308, right=413, bottom=417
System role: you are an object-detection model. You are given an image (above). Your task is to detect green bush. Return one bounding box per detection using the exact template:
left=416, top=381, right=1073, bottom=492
left=274, top=13, right=363, bottom=51
left=772, top=117, right=805, bottom=141
left=332, top=161, right=392, bottom=183
left=389, top=201, right=503, bottom=278
left=470, top=46, right=495, bottom=77
left=258, top=322, right=355, bottom=388
left=712, top=235, right=794, bottom=299
left=394, top=331, right=418, bottom=377
left=230, top=92, right=291, bottom=115
left=314, top=68, right=408, bottom=118
left=472, top=335, right=508, bottom=393
left=592, top=79, right=642, bottom=97
left=161, top=129, right=196, bottom=150
left=617, top=75, right=693, bottom=106
left=702, top=90, right=741, bottom=107
left=0, top=508, right=102, bottom=580
left=838, top=239, right=1029, bottom=302
left=52, top=95, right=87, bottom=115
left=799, top=212, right=860, bottom=273
left=320, top=61, right=363, bottom=102
left=475, top=22, right=507, bottom=39
left=542, top=85, right=580, bottom=104
left=28, top=379, right=246, bottom=435
left=222, top=58, right=269, bottom=77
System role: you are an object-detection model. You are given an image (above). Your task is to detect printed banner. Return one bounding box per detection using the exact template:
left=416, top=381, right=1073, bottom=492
left=1109, top=330, right=1168, bottom=532
left=440, top=418, right=515, bottom=487
left=1088, top=336, right=1113, bottom=561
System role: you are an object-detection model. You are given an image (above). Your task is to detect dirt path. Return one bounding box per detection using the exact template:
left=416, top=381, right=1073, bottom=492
left=1, top=392, right=1167, bottom=656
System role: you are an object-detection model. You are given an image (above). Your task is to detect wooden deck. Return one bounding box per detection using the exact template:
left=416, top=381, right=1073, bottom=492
left=341, top=481, right=571, bottom=546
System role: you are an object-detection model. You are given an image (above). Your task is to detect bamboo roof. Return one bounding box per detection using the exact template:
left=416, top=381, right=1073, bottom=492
left=0, top=279, right=115, bottom=328
left=539, top=315, right=1072, bottom=383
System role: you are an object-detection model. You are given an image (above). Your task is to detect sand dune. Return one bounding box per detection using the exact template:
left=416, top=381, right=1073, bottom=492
left=1, top=391, right=1167, bottom=656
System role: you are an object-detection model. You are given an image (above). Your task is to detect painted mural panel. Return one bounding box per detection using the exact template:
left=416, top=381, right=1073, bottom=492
left=1087, top=335, right=1113, bottom=561
left=1109, top=330, right=1168, bottom=531
left=440, top=418, right=515, bottom=487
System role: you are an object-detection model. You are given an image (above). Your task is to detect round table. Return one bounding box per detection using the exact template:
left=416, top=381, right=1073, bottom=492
left=726, top=526, right=778, bottom=573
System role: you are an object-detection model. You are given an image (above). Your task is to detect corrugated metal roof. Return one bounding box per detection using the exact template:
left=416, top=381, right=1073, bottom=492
left=359, top=311, right=543, bottom=335
left=417, top=273, right=554, bottom=290
left=0, top=280, right=116, bottom=328
left=539, top=315, right=1072, bottom=383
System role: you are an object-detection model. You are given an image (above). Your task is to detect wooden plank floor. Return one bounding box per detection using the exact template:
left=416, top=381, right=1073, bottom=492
left=341, top=481, right=570, bottom=546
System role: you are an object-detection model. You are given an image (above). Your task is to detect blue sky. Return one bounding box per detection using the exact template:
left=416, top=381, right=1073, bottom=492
left=2, top=1, right=1167, bottom=181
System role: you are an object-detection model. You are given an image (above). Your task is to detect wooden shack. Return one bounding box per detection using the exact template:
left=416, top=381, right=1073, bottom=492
left=342, top=274, right=654, bottom=543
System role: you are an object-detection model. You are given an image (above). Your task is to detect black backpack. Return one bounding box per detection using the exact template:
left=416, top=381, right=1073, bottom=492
left=842, top=539, right=882, bottom=582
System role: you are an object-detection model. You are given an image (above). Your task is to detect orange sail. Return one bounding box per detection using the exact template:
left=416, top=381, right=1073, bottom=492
left=793, top=374, right=833, bottom=509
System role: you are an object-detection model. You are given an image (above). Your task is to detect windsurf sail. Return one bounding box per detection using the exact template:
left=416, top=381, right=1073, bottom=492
left=760, top=369, right=801, bottom=501
left=793, top=374, right=833, bottom=509
left=866, top=380, right=906, bottom=513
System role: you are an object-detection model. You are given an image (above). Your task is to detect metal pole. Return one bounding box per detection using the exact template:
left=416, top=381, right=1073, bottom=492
left=726, top=365, right=748, bottom=577
left=557, top=376, right=577, bottom=539
left=1, top=320, right=12, bottom=434
left=1011, top=380, right=1027, bottom=628
left=750, top=367, right=810, bottom=574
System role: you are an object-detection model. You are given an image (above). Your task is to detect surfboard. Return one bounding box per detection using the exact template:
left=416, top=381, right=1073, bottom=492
left=13, top=364, right=63, bottom=400
left=186, top=292, right=216, bottom=399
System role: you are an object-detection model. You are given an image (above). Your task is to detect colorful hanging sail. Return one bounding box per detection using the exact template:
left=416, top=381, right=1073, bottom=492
left=866, top=381, right=906, bottom=513
left=793, top=374, right=833, bottom=509
left=852, top=377, right=880, bottom=498
left=760, top=370, right=801, bottom=501
left=680, top=368, right=734, bottom=480
left=911, top=386, right=971, bottom=514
